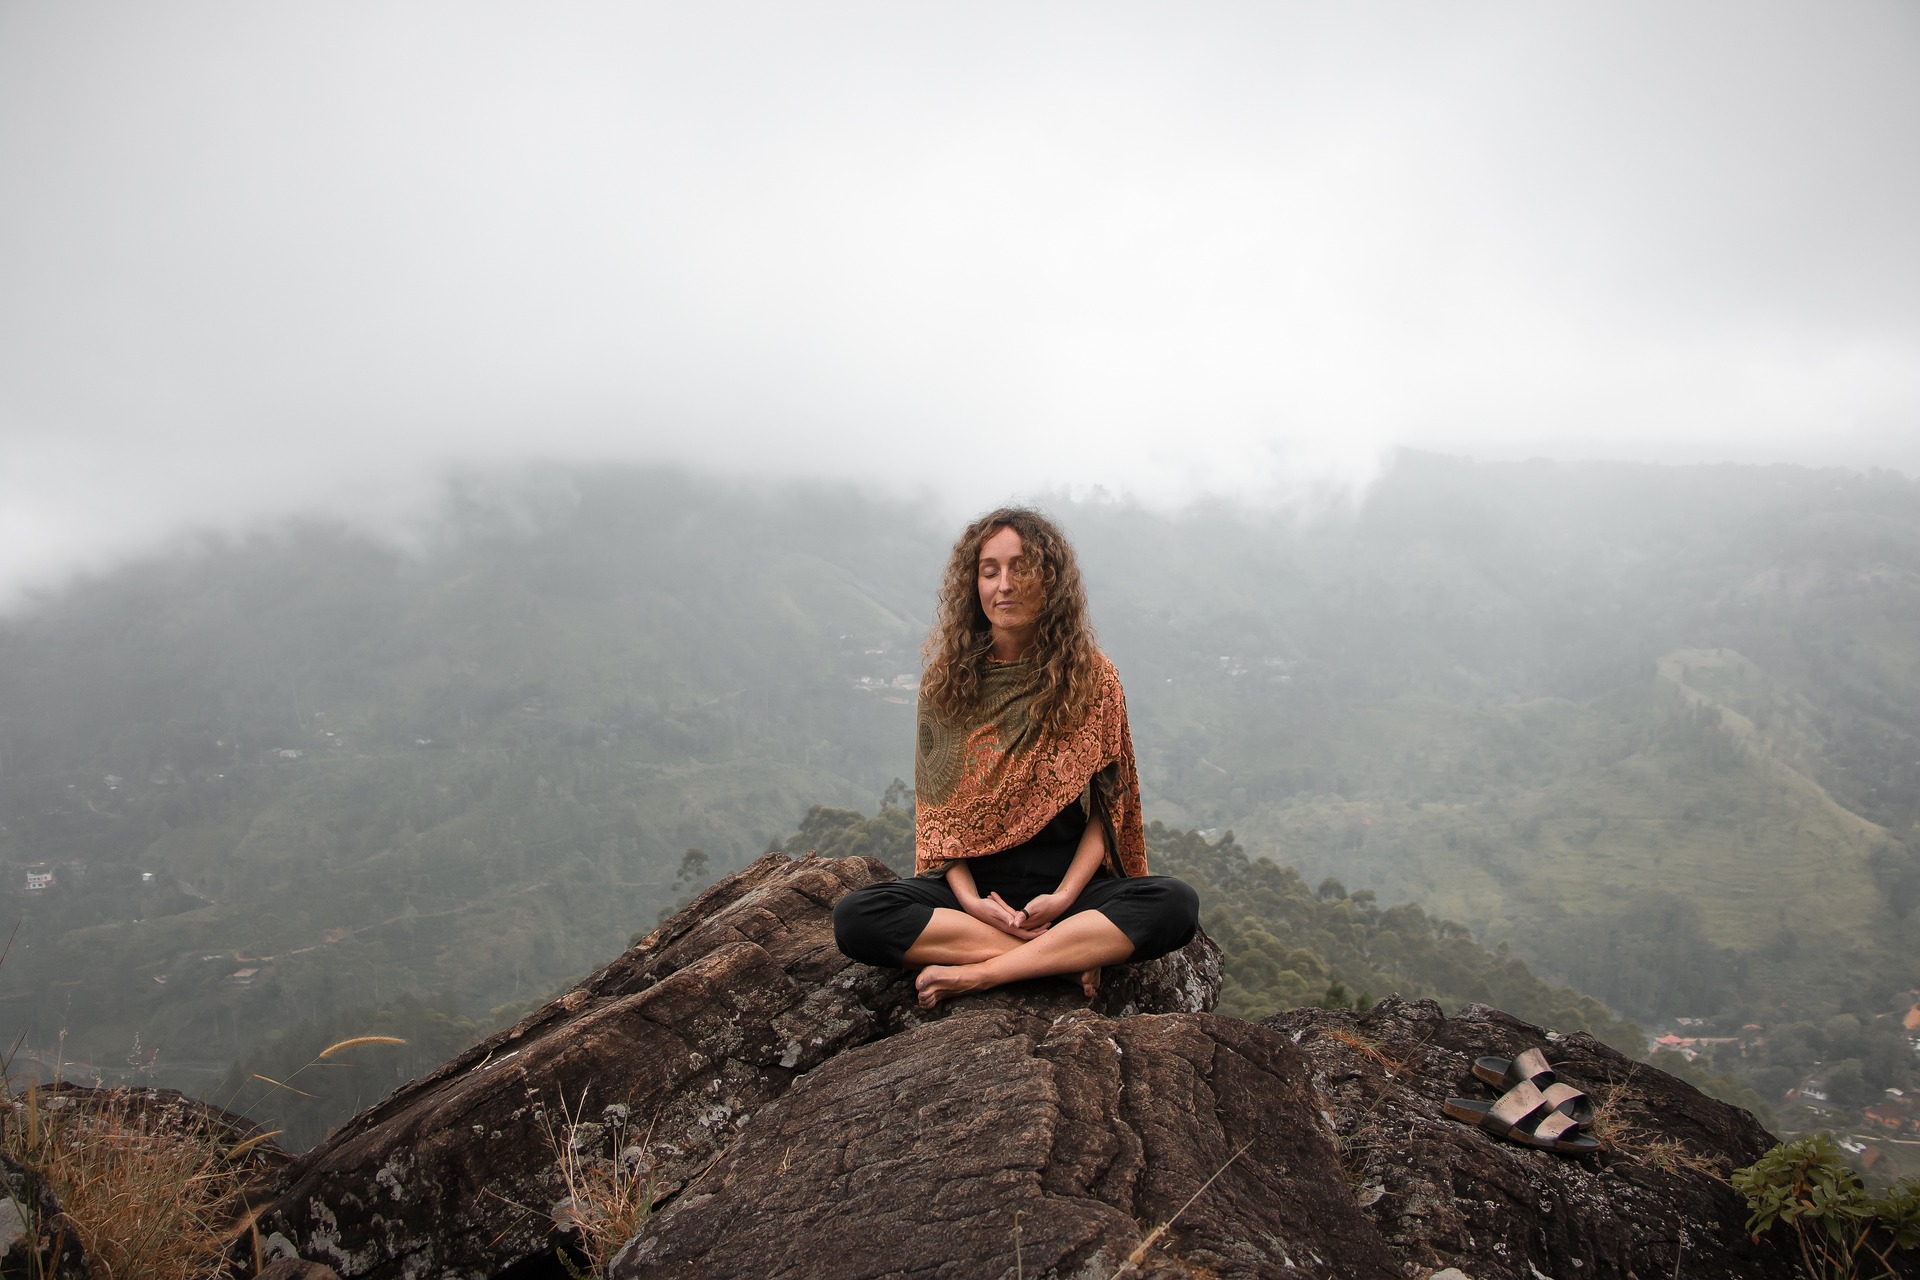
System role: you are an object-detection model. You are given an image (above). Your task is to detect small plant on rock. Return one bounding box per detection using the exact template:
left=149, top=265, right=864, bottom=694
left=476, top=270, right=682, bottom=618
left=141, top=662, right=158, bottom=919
left=1731, top=1134, right=1920, bottom=1280
left=543, top=1086, right=656, bottom=1276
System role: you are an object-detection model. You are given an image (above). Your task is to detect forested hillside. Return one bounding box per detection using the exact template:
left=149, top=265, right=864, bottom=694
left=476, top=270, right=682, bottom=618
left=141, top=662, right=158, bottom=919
left=0, top=472, right=932, bottom=1093
left=3, top=456, right=1916, bottom=1148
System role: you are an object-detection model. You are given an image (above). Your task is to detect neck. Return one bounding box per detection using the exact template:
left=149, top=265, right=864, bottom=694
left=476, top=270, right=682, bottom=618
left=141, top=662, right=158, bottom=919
left=989, top=629, right=1035, bottom=663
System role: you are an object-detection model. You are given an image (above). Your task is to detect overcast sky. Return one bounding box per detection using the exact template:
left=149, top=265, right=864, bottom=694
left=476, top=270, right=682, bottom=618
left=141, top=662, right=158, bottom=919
left=3, top=2, right=1917, bottom=604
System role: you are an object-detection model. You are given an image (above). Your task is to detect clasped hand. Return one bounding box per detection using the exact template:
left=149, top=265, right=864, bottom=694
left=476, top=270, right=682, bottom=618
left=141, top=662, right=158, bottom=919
left=963, top=890, right=1074, bottom=941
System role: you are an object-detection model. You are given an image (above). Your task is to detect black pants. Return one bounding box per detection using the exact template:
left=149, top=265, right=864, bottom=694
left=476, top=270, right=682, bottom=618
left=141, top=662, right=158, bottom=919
left=832, top=808, right=1199, bottom=968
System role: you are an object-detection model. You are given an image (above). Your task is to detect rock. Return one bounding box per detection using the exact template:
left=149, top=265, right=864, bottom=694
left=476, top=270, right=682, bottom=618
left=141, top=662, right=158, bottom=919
left=247, top=852, right=1822, bottom=1278
left=1262, top=995, right=1809, bottom=1280
left=1, top=1151, right=90, bottom=1280
left=248, top=852, right=1222, bottom=1278
left=22, top=1082, right=278, bottom=1148
left=610, top=1008, right=1403, bottom=1280
left=255, top=1262, right=342, bottom=1280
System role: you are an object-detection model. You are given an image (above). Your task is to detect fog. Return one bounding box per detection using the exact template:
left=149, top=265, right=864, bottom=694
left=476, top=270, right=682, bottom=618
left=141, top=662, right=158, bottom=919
left=3, top=2, right=1917, bottom=604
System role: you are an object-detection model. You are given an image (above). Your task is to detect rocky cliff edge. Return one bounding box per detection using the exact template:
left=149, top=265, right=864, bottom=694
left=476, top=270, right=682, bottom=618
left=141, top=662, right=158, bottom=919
left=236, top=852, right=1817, bottom=1280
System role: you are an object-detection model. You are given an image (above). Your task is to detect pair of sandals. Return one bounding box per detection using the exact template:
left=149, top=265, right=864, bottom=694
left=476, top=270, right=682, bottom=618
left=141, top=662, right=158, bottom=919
left=1443, top=1047, right=1601, bottom=1155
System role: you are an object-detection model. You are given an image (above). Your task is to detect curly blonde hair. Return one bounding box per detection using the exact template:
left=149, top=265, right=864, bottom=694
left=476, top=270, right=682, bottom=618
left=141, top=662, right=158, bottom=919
left=919, top=507, right=1102, bottom=740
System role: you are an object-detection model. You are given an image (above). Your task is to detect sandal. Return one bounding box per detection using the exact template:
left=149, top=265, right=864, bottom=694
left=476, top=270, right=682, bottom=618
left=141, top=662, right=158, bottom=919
left=1444, top=1079, right=1601, bottom=1154
left=1473, top=1046, right=1594, bottom=1126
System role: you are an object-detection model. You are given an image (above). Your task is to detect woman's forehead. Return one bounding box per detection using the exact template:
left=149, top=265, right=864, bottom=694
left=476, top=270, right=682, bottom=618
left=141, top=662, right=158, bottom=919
left=979, top=525, right=1026, bottom=558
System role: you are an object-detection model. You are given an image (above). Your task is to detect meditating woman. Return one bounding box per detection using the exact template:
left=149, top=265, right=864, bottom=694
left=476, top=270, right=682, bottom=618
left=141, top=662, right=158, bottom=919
left=833, top=507, right=1199, bottom=1009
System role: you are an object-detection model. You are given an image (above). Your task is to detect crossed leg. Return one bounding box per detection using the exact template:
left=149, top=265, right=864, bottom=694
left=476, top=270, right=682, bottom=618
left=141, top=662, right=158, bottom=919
left=906, top=908, right=1134, bottom=1008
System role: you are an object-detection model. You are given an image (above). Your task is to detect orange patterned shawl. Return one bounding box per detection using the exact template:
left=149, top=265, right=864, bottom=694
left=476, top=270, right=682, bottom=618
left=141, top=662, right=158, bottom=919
left=914, top=651, right=1147, bottom=877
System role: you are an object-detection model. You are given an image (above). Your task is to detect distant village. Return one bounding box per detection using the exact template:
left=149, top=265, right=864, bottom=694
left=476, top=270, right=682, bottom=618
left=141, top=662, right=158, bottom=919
left=844, top=637, right=918, bottom=704
left=1652, top=994, right=1920, bottom=1174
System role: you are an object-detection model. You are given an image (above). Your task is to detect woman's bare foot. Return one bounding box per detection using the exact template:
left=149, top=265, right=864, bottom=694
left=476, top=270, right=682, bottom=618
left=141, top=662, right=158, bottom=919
left=916, top=964, right=988, bottom=1009
left=1078, top=967, right=1101, bottom=1000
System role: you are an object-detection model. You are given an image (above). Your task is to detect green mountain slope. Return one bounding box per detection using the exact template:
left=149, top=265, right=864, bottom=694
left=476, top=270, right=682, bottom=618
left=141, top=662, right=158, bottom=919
left=1, top=456, right=1915, bottom=1128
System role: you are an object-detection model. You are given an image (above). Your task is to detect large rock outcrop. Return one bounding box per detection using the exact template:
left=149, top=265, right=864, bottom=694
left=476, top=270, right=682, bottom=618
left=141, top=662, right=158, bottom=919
left=247, top=852, right=1221, bottom=1277
left=610, top=1008, right=1402, bottom=1279
left=1266, top=997, right=1813, bottom=1280
left=243, top=852, right=1826, bottom=1279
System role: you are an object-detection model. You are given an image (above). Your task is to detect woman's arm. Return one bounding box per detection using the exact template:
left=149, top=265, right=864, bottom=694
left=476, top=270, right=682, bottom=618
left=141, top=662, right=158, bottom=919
left=1016, top=814, right=1107, bottom=929
left=945, top=859, right=1048, bottom=940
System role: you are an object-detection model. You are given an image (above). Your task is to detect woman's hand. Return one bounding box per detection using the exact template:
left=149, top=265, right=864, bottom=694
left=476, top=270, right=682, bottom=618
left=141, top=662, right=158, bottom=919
left=1017, top=890, right=1076, bottom=930
left=1014, top=807, right=1104, bottom=932
left=964, top=891, right=1049, bottom=940
left=946, top=862, right=1045, bottom=940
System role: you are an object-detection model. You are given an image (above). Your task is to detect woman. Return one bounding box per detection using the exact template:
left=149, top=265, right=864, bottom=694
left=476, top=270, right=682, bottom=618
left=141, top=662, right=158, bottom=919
left=833, top=507, right=1199, bottom=1009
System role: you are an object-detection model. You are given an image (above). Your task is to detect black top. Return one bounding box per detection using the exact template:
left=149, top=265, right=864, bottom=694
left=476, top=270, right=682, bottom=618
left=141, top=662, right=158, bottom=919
left=941, top=801, right=1099, bottom=902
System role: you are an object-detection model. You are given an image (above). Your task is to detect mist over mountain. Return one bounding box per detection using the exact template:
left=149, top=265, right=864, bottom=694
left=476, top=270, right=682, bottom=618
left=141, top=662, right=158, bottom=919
left=2, top=454, right=1916, bottom=1149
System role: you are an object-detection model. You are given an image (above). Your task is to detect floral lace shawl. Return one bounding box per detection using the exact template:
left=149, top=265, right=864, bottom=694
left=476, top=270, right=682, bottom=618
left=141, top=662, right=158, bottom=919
left=914, top=651, right=1148, bottom=877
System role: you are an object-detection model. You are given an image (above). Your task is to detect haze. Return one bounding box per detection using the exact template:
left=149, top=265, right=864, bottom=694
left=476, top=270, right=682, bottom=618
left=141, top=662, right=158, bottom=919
left=3, top=2, right=1917, bottom=604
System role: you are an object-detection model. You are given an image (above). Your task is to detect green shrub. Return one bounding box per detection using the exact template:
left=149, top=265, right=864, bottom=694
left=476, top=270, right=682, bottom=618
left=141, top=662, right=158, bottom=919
left=1731, top=1135, right=1920, bottom=1280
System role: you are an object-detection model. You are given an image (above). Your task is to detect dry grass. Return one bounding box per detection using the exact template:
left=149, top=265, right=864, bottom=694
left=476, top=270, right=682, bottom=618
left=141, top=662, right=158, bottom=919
left=1334, top=1108, right=1393, bottom=1194
left=247, top=1033, right=410, bottom=1100
left=1585, top=1078, right=1727, bottom=1178
left=1305, top=1026, right=1406, bottom=1195
left=2, top=1085, right=266, bottom=1280
left=1637, top=1134, right=1727, bottom=1178
left=543, top=1086, right=657, bottom=1275
left=1584, top=1079, right=1638, bottom=1150
left=1317, top=1026, right=1405, bottom=1074
left=0, top=1029, right=389, bottom=1280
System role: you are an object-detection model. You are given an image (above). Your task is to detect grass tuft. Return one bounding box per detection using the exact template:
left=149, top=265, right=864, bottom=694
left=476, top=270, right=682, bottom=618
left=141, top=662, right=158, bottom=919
left=543, top=1086, right=657, bottom=1274
left=1585, top=1078, right=1726, bottom=1177
left=2, top=1084, right=269, bottom=1280
left=1318, top=1026, right=1404, bottom=1074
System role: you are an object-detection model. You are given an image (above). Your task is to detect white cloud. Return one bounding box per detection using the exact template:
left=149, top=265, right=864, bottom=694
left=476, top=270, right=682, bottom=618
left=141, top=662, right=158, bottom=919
left=1, top=1, right=1915, bottom=604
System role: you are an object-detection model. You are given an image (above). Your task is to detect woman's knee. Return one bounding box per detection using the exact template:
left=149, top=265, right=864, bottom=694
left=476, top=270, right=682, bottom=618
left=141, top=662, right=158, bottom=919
left=832, top=889, right=876, bottom=959
left=833, top=884, right=915, bottom=967
left=1166, top=877, right=1200, bottom=934
left=1146, top=877, right=1200, bottom=955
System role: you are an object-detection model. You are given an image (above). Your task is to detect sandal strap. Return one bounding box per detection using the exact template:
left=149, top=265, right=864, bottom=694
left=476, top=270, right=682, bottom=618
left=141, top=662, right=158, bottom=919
left=1532, top=1110, right=1583, bottom=1144
left=1540, top=1081, right=1588, bottom=1119
left=1511, top=1046, right=1556, bottom=1086
left=1486, top=1080, right=1551, bottom=1137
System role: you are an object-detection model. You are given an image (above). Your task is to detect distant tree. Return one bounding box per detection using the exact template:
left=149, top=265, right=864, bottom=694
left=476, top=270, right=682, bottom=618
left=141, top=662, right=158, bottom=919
left=673, top=848, right=710, bottom=891
left=1826, top=1058, right=1871, bottom=1109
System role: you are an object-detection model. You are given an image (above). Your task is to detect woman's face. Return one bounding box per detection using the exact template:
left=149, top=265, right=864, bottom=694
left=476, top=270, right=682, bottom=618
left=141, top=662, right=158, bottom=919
left=976, top=525, right=1045, bottom=655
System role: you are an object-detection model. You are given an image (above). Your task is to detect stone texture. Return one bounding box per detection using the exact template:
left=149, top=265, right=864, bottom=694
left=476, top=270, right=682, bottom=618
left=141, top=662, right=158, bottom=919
left=249, top=853, right=1222, bottom=1278
left=611, top=1008, right=1403, bottom=1280
left=20, top=1082, right=277, bottom=1149
left=255, top=1261, right=343, bottom=1280
left=242, top=851, right=1832, bottom=1280
left=1263, top=995, right=1816, bottom=1280
left=1, top=1151, right=90, bottom=1280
